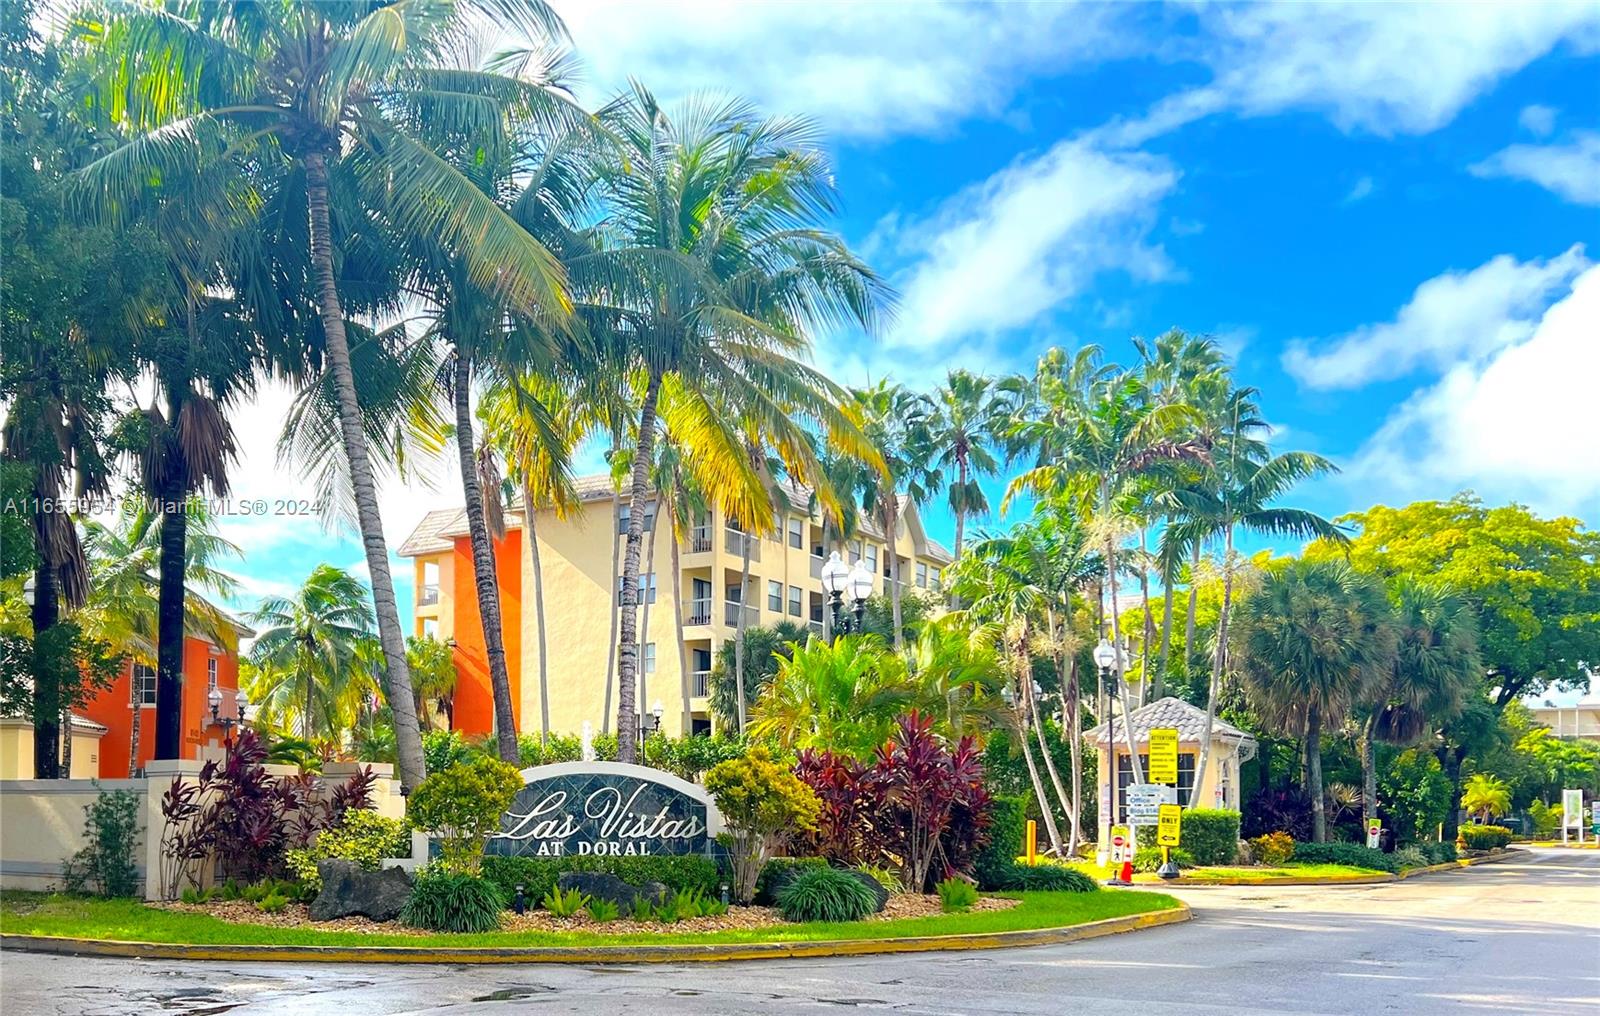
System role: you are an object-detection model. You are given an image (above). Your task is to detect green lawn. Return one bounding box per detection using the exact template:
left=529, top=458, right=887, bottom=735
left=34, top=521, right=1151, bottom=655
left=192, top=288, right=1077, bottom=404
left=0, top=890, right=1177, bottom=949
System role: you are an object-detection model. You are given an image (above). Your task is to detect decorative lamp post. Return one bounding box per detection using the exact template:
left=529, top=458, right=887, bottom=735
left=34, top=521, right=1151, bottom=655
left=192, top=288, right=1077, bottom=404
left=1093, top=638, right=1119, bottom=868
left=820, top=551, right=850, bottom=639
left=846, top=560, right=874, bottom=634
left=640, top=699, right=666, bottom=747
left=208, top=687, right=249, bottom=749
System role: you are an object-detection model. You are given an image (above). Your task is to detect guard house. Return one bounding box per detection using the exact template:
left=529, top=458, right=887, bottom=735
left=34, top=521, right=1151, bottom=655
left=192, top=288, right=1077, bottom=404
left=1089, top=697, right=1257, bottom=839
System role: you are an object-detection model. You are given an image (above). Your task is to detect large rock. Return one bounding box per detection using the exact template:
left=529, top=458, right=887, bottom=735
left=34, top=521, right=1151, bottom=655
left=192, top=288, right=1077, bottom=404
left=310, top=859, right=413, bottom=923
left=556, top=871, right=667, bottom=915
left=843, top=869, right=888, bottom=913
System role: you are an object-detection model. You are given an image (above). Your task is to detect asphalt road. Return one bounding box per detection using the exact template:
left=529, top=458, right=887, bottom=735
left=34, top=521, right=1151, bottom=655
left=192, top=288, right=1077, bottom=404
left=2, top=847, right=1595, bottom=1015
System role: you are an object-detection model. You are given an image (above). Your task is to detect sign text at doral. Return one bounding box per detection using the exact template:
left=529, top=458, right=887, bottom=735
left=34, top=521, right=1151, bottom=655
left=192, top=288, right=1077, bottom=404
left=483, top=762, right=722, bottom=859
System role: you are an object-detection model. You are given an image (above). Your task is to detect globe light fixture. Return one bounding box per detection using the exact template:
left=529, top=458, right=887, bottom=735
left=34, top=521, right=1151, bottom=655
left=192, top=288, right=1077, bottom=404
left=1093, top=638, right=1118, bottom=671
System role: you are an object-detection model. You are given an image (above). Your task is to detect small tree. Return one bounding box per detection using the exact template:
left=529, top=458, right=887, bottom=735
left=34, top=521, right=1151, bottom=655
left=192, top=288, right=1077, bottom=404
left=1461, top=773, right=1511, bottom=825
left=704, top=746, right=820, bottom=903
left=405, top=756, right=523, bottom=873
left=63, top=787, right=141, bottom=897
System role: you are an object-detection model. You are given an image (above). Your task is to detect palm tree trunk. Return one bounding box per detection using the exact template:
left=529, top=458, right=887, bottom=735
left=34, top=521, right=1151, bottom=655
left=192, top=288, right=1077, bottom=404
left=1015, top=638, right=1063, bottom=854
left=154, top=464, right=187, bottom=762
left=1308, top=705, right=1326, bottom=843
left=1184, top=543, right=1200, bottom=677
left=1103, top=483, right=1143, bottom=786
left=616, top=371, right=663, bottom=763
left=1029, top=671, right=1075, bottom=852
left=954, top=458, right=968, bottom=559
left=1066, top=652, right=1083, bottom=854
left=1155, top=568, right=1175, bottom=701
left=1361, top=712, right=1378, bottom=834
left=638, top=499, right=662, bottom=728
left=127, top=678, right=141, bottom=777
left=1043, top=606, right=1080, bottom=848
left=1190, top=523, right=1234, bottom=809
left=603, top=486, right=621, bottom=735
left=1138, top=530, right=1154, bottom=709
left=60, top=707, right=72, bottom=776
left=523, top=486, right=551, bottom=742
left=672, top=529, right=691, bottom=736
left=885, top=496, right=904, bottom=648
left=452, top=350, right=518, bottom=762
left=302, top=152, right=424, bottom=792
left=733, top=529, right=753, bottom=732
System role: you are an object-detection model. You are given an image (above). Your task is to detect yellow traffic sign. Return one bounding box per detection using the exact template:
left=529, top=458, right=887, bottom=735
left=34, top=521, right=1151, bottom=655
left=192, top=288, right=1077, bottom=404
left=1157, top=803, right=1182, bottom=846
left=1149, top=727, right=1179, bottom=784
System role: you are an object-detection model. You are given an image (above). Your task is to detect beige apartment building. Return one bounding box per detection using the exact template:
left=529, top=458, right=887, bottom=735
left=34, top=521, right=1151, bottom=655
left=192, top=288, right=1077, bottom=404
left=398, top=475, right=954, bottom=740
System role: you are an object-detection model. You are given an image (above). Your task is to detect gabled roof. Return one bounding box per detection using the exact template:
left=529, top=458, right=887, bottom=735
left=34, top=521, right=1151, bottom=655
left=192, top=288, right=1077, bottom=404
left=1088, top=696, right=1257, bottom=749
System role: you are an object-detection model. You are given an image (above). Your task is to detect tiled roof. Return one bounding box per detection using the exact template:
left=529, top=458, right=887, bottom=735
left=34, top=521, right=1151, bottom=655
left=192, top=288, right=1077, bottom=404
left=1088, top=696, right=1257, bottom=748
left=397, top=507, right=468, bottom=556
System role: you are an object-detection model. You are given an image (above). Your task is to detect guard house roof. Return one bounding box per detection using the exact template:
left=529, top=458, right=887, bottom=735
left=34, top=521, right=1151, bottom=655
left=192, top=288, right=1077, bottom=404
left=1088, top=696, right=1258, bottom=752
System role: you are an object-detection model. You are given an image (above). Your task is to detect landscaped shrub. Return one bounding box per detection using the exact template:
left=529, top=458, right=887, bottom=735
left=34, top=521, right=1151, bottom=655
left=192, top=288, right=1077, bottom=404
left=1460, top=824, right=1513, bottom=850
left=936, top=877, right=978, bottom=912
left=402, top=868, right=505, bottom=932
left=994, top=863, right=1099, bottom=893
left=705, top=746, right=821, bottom=903
left=540, top=885, right=589, bottom=917
left=754, top=856, right=828, bottom=905
left=421, top=730, right=479, bottom=773
left=974, top=795, right=1027, bottom=891
left=1393, top=846, right=1429, bottom=870
left=872, top=713, right=992, bottom=891
left=1243, top=786, right=1313, bottom=841
left=1133, top=847, right=1195, bottom=873
left=854, top=863, right=905, bottom=894
left=586, top=898, right=620, bottom=922
left=405, top=755, right=523, bottom=873
left=480, top=854, right=723, bottom=907
left=62, top=787, right=141, bottom=897
left=1419, top=840, right=1458, bottom=864
left=286, top=809, right=411, bottom=893
left=775, top=865, right=878, bottom=923
left=792, top=748, right=874, bottom=864
left=1249, top=831, right=1296, bottom=866
left=1180, top=809, right=1241, bottom=865
left=1290, top=842, right=1398, bottom=873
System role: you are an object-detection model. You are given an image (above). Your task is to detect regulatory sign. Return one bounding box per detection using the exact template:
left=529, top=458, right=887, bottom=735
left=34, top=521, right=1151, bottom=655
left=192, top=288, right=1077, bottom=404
left=1365, top=818, right=1382, bottom=849
left=1127, top=783, right=1177, bottom=825
left=1110, top=825, right=1132, bottom=863
left=1148, top=727, right=1180, bottom=785
left=1157, top=804, right=1182, bottom=847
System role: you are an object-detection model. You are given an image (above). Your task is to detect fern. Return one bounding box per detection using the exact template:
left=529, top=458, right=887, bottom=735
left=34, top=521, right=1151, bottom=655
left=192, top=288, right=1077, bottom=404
left=936, top=877, right=978, bottom=912
left=585, top=897, right=620, bottom=922
left=540, top=885, right=590, bottom=918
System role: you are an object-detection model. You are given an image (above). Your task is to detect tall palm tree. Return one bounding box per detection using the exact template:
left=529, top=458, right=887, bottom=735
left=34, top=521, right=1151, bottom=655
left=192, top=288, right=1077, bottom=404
left=584, top=84, right=891, bottom=761
left=247, top=564, right=378, bottom=744
left=855, top=381, right=939, bottom=648
left=1234, top=559, right=1395, bottom=841
left=929, top=370, right=1001, bottom=559
left=1358, top=578, right=1480, bottom=831
left=77, top=0, right=573, bottom=791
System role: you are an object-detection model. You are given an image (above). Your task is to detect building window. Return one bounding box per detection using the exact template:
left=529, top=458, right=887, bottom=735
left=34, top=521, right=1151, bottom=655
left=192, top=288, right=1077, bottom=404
left=916, top=562, right=928, bottom=588
left=617, top=573, right=657, bottom=604
left=849, top=540, right=862, bottom=564
left=618, top=502, right=657, bottom=534
left=133, top=664, right=157, bottom=707
left=768, top=580, right=783, bottom=612
left=788, top=518, right=803, bottom=549
left=866, top=544, right=878, bottom=574
left=207, top=657, right=218, bottom=690
left=422, top=618, right=439, bottom=638
left=642, top=642, right=656, bottom=674
left=788, top=584, right=802, bottom=617
left=1115, top=751, right=1197, bottom=824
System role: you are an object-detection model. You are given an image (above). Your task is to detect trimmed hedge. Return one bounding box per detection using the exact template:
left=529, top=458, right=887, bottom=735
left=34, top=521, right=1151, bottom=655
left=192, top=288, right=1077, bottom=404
left=1133, top=846, right=1195, bottom=873
left=1290, top=841, right=1398, bottom=873
left=989, top=862, right=1099, bottom=892
left=1179, top=809, right=1241, bottom=865
left=755, top=856, right=829, bottom=905
left=1419, top=840, right=1458, bottom=864
left=974, top=795, right=1027, bottom=891
left=1460, top=825, right=1513, bottom=850
left=480, top=854, right=722, bottom=907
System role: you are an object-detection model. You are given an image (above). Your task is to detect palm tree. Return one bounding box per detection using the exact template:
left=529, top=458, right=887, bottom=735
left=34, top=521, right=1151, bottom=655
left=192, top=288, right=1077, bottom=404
left=583, top=85, right=891, bottom=760
left=247, top=565, right=378, bottom=744
left=1358, top=578, right=1480, bottom=831
left=1461, top=773, right=1511, bottom=824
left=406, top=634, right=457, bottom=731
left=748, top=635, right=907, bottom=757
left=929, top=370, right=1001, bottom=558
left=855, top=381, right=940, bottom=648
left=1234, top=559, right=1395, bottom=842
left=77, top=0, right=574, bottom=791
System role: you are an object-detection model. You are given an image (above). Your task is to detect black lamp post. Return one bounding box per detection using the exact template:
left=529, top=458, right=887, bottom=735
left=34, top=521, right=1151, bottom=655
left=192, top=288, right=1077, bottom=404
left=820, top=552, right=875, bottom=641
left=846, top=559, right=874, bottom=635
left=208, top=686, right=249, bottom=746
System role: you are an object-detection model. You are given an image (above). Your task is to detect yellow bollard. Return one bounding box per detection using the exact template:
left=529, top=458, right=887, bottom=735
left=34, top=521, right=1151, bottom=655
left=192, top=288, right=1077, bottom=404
left=1025, top=819, right=1038, bottom=866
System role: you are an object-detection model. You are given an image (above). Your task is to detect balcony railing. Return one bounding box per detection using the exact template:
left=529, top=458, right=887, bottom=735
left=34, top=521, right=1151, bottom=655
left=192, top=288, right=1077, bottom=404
left=691, top=670, right=710, bottom=698
left=724, top=530, right=761, bottom=562
left=690, top=531, right=713, bottom=553
left=419, top=584, right=439, bottom=606
left=685, top=601, right=712, bottom=626
left=724, top=601, right=759, bottom=628
left=808, top=619, right=823, bottom=636
left=809, top=555, right=823, bottom=579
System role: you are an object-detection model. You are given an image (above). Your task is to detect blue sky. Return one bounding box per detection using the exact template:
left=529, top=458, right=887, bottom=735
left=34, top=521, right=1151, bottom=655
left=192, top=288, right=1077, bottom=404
left=218, top=2, right=1600, bottom=661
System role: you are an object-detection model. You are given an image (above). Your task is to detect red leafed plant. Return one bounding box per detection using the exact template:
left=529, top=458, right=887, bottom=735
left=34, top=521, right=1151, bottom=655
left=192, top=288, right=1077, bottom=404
left=792, top=749, right=875, bottom=864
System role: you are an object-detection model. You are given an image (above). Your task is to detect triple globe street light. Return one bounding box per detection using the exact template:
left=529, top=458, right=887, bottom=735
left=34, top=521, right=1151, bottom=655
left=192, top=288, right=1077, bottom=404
left=819, top=550, right=875, bottom=640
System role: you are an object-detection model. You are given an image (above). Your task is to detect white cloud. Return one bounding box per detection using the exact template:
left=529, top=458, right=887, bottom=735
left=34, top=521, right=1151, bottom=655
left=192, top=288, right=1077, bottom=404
left=1345, top=264, right=1600, bottom=516
left=1282, top=245, right=1591, bottom=389
left=1519, top=103, right=1559, bottom=137
left=1096, top=3, right=1600, bottom=145
left=880, top=140, right=1179, bottom=352
left=1344, top=176, right=1376, bottom=203
left=547, top=1, right=1127, bottom=139
left=1471, top=130, right=1600, bottom=205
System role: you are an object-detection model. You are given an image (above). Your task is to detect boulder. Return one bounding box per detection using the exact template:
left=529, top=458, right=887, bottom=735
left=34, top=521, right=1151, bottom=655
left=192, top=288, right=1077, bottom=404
left=556, top=871, right=668, bottom=915
left=843, top=869, right=889, bottom=913
left=309, top=859, right=413, bottom=923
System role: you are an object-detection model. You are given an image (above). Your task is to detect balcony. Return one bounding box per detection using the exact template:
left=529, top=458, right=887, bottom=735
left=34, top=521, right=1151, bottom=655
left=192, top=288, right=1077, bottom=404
left=808, top=619, right=823, bottom=636
left=690, top=531, right=713, bottom=553
left=685, top=601, right=712, bottom=627
left=724, top=601, right=759, bottom=628
left=724, top=530, right=761, bottom=562
left=691, top=670, right=710, bottom=698
left=809, top=554, right=824, bottom=579
left=419, top=584, right=439, bottom=606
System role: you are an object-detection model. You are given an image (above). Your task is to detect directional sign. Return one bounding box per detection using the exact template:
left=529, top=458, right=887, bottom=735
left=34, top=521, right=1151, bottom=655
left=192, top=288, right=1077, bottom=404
left=1157, top=804, right=1182, bottom=847
left=1127, top=783, right=1177, bottom=825
left=1148, top=728, right=1180, bottom=785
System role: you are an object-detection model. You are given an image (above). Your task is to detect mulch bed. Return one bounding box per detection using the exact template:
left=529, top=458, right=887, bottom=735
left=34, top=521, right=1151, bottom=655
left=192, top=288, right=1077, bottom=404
left=156, top=892, right=1020, bottom=935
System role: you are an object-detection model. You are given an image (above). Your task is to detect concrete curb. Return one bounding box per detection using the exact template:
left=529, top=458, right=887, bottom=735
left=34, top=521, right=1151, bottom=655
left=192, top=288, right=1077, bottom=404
left=0, top=903, right=1191, bottom=965
left=1145, top=847, right=1522, bottom=887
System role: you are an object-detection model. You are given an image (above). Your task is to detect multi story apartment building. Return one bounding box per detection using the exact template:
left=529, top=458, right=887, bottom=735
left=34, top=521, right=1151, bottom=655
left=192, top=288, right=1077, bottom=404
left=399, top=474, right=954, bottom=739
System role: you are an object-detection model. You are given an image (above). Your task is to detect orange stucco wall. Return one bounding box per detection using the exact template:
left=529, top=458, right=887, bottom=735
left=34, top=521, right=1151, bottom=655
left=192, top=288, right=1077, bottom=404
left=449, top=529, right=522, bottom=738
left=80, top=636, right=241, bottom=778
